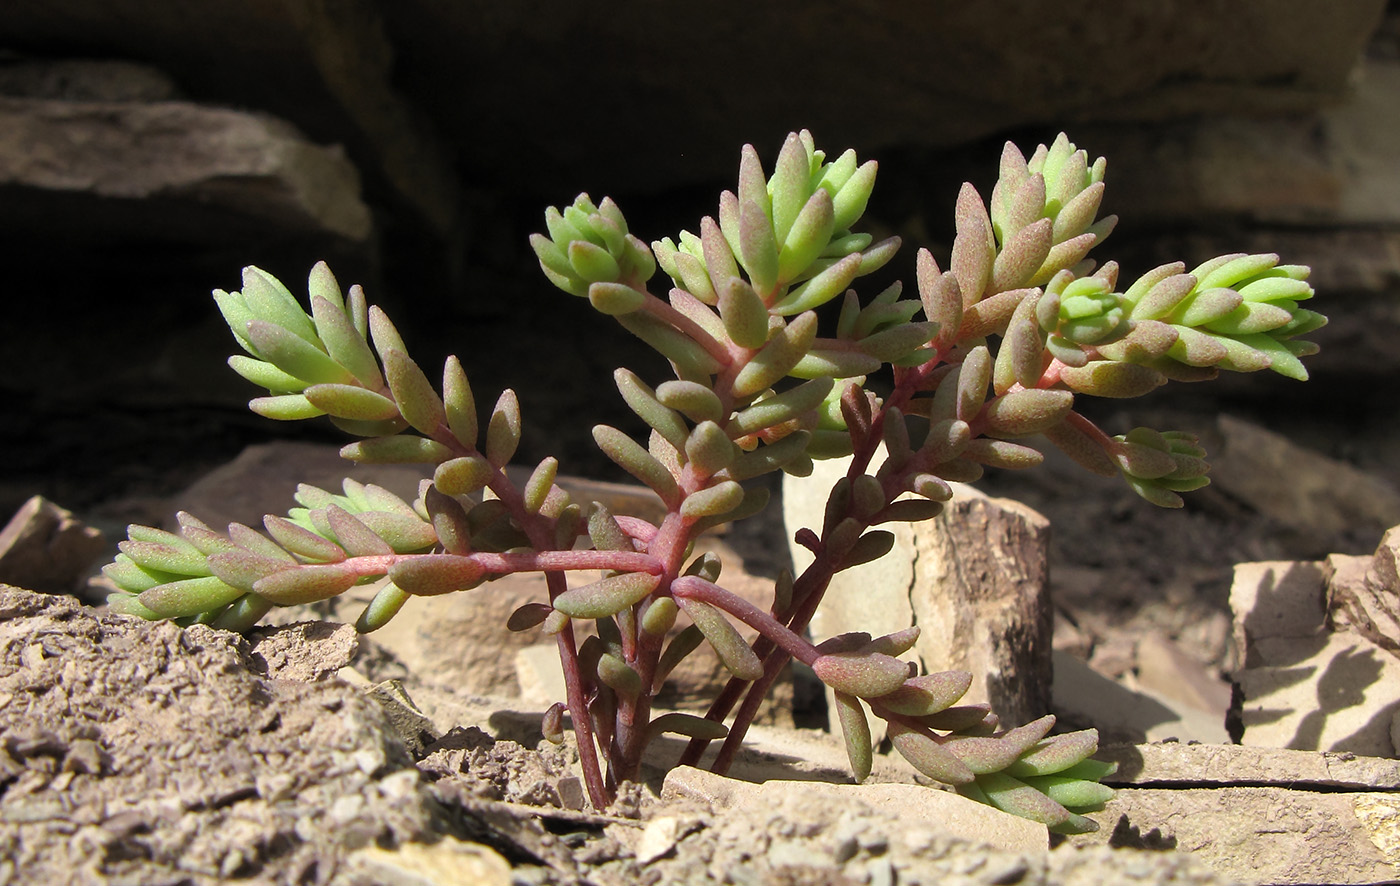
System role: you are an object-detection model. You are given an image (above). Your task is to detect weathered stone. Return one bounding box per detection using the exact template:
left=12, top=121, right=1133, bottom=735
left=1211, top=415, right=1400, bottom=556
left=787, top=459, right=1052, bottom=733
left=246, top=620, right=359, bottom=682
left=380, top=1, right=1384, bottom=194
left=1131, top=633, right=1232, bottom=727
left=661, top=765, right=1048, bottom=856
left=1052, top=651, right=1229, bottom=745
left=0, top=496, right=105, bottom=595
left=0, top=3, right=456, bottom=231
left=0, top=95, right=372, bottom=241
left=1097, top=742, right=1400, bottom=789
left=1231, top=536, right=1400, bottom=757
left=342, top=837, right=512, bottom=886
left=1074, top=786, right=1400, bottom=885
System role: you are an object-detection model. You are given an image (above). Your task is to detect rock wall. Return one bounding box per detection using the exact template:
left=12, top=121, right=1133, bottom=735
left=4, top=1, right=1399, bottom=537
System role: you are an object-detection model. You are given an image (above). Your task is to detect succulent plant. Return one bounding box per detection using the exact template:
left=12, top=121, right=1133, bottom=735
left=102, top=131, right=1323, bottom=830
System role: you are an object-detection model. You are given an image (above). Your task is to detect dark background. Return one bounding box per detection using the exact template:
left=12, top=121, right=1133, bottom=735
left=3, top=0, right=1398, bottom=528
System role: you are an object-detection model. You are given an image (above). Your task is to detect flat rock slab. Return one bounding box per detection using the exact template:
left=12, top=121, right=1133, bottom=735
left=1073, top=742, right=1400, bottom=885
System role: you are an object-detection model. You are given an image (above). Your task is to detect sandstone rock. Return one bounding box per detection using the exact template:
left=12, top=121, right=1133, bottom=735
left=661, top=765, right=1048, bottom=855
left=1097, top=741, right=1400, bottom=789
left=0, top=4, right=456, bottom=231
left=0, top=94, right=371, bottom=240
left=786, top=460, right=1052, bottom=734
left=1231, top=535, right=1400, bottom=756
left=1052, top=651, right=1229, bottom=745
left=0, top=496, right=105, bottom=596
left=246, top=620, right=359, bottom=682
left=342, top=837, right=512, bottom=886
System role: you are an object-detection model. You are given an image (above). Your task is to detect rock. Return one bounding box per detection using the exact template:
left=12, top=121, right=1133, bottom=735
left=1210, top=415, right=1400, bottom=556
left=1230, top=533, right=1400, bottom=756
left=1052, top=651, right=1229, bottom=745
left=1133, top=633, right=1232, bottom=723
left=0, top=93, right=372, bottom=241
left=662, top=765, right=1048, bottom=855
left=342, top=837, right=512, bottom=886
left=786, top=460, right=1052, bottom=733
left=1074, top=742, right=1400, bottom=884
left=379, top=1, right=1384, bottom=194
left=0, top=496, right=105, bottom=596
left=246, top=620, right=359, bottom=682
left=0, top=585, right=472, bottom=884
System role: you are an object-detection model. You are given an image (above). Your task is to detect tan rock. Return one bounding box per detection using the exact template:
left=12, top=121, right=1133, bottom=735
left=1074, top=786, right=1400, bottom=885
left=1052, top=651, right=1228, bottom=745
left=661, top=765, right=1048, bottom=856
left=1096, top=742, right=1400, bottom=789
left=787, top=459, right=1052, bottom=733
left=344, top=837, right=512, bottom=886
left=0, top=496, right=106, bottom=596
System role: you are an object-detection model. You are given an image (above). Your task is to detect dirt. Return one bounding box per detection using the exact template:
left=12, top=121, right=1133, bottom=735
left=0, top=586, right=1242, bottom=885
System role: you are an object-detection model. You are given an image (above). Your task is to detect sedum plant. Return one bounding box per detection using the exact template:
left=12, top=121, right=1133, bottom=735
left=102, top=131, right=1324, bottom=833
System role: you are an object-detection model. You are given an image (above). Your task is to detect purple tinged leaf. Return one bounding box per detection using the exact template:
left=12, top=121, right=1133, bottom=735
left=722, top=430, right=811, bottom=482
left=588, top=281, right=646, bottom=315
left=355, top=581, right=410, bottom=633
left=1203, top=301, right=1294, bottom=335
left=727, top=377, right=831, bottom=436
left=833, top=691, right=873, bottom=782
left=732, top=311, right=818, bottom=400
left=1005, top=729, right=1100, bottom=777
left=263, top=515, right=346, bottom=562
left=484, top=390, right=522, bottom=468
left=680, top=480, right=745, bottom=520
left=887, top=722, right=976, bottom=785
left=685, top=422, right=736, bottom=476
left=778, top=189, right=835, bottom=283
left=950, top=184, right=996, bottom=305
left=354, top=512, right=438, bottom=553
left=851, top=475, right=885, bottom=520
left=674, top=596, right=763, bottom=681
left=876, top=671, right=973, bottom=717
left=1195, top=253, right=1278, bottom=290
left=342, top=436, right=454, bottom=466
left=303, top=383, right=399, bottom=422
left=593, top=425, right=681, bottom=507
left=941, top=715, right=1056, bottom=774
left=1171, top=287, right=1244, bottom=328
left=641, top=596, right=679, bottom=636
left=815, top=632, right=873, bottom=654
left=1165, top=325, right=1229, bottom=367
left=597, top=652, right=643, bottom=697
left=646, top=712, right=730, bottom=743
left=211, top=593, right=274, bottom=631
left=858, top=322, right=937, bottom=363
left=957, top=288, right=1031, bottom=340
left=1031, top=233, right=1099, bottom=287
left=922, top=703, right=995, bottom=732
left=227, top=356, right=307, bottom=393
left=616, top=369, right=688, bottom=450
left=250, top=394, right=325, bottom=421
left=587, top=503, right=632, bottom=552
left=772, top=252, right=861, bottom=316
left=1001, top=172, right=1046, bottom=242
left=738, top=197, right=780, bottom=295
left=972, top=771, right=1072, bottom=827
left=206, top=549, right=293, bottom=593
left=876, top=498, right=944, bottom=523
left=254, top=563, right=360, bottom=605
left=862, top=626, right=921, bottom=657
left=228, top=523, right=297, bottom=564
left=920, top=418, right=971, bottom=465
left=389, top=555, right=485, bottom=596
left=542, top=703, right=566, bottom=745
left=309, top=293, right=383, bottom=389
left=117, top=539, right=209, bottom=577
left=553, top=572, right=661, bottom=619
left=1130, top=273, right=1197, bottom=321
left=382, top=348, right=445, bottom=437
left=962, top=438, right=1044, bottom=470
left=983, top=389, right=1075, bottom=438
left=673, top=250, right=718, bottom=305
left=245, top=320, right=353, bottom=386
left=434, top=455, right=493, bottom=496
left=788, top=345, right=881, bottom=380
left=241, top=266, right=319, bottom=345
left=911, top=474, right=954, bottom=502
left=770, top=132, right=811, bottom=244
left=990, top=218, right=1053, bottom=294
left=138, top=575, right=245, bottom=618
left=1052, top=181, right=1105, bottom=244
left=522, top=456, right=559, bottom=514
left=325, top=505, right=395, bottom=556
left=718, top=275, right=770, bottom=350
left=441, top=356, right=477, bottom=451
left=813, top=651, right=909, bottom=699
left=615, top=311, right=725, bottom=380
left=1059, top=362, right=1166, bottom=399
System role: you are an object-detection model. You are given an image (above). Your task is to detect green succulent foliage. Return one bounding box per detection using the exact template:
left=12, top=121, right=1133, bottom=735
left=99, top=129, right=1324, bottom=830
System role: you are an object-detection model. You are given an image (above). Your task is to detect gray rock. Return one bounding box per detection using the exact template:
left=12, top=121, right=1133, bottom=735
left=0, top=94, right=372, bottom=241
